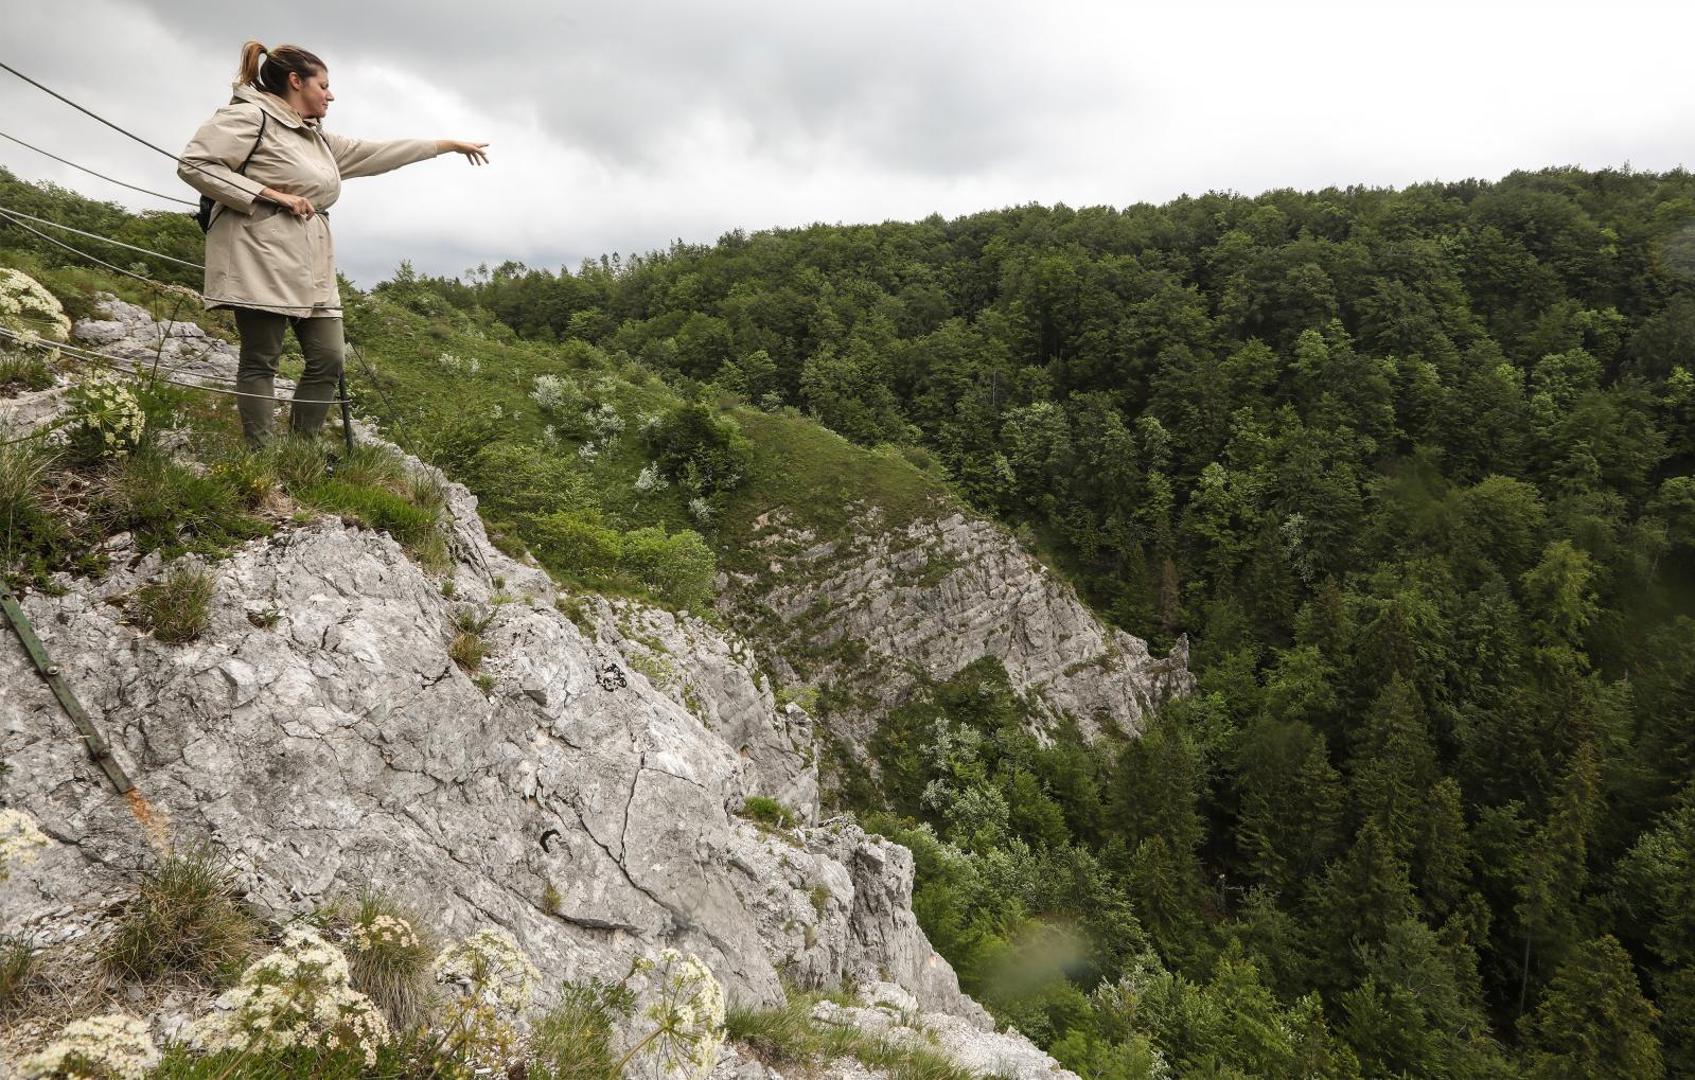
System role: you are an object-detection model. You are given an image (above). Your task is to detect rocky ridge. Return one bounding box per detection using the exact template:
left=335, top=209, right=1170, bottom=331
left=733, top=508, right=1193, bottom=744
left=1, top=298, right=1072, bottom=1077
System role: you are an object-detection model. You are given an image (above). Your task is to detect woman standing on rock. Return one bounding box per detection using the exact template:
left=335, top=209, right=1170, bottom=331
left=179, top=41, right=488, bottom=445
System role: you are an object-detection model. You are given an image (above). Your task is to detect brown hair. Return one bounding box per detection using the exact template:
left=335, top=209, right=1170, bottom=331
left=235, top=40, right=326, bottom=96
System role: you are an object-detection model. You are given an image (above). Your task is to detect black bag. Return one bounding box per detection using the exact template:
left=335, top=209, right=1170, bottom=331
left=194, top=111, right=268, bottom=233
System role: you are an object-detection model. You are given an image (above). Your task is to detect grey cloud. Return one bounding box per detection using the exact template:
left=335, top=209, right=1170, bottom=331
left=122, top=0, right=1119, bottom=176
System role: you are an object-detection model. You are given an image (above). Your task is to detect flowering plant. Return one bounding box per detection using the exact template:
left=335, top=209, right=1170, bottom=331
left=531, top=373, right=586, bottom=418
left=184, top=926, right=389, bottom=1067
left=428, top=927, right=540, bottom=1074
left=66, top=372, right=146, bottom=459
left=619, top=948, right=726, bottom=1080
left=0, top=268, right=71, bottom=362
left=350, top=913, right=420, bottom=953
left=19, top=1013, right=158, bottom=1079
left=430, top=927, right=539, bottom=1015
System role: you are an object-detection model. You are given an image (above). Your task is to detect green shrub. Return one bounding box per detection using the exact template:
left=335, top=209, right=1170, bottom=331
left=646, top=401, right=752, bottom=499
left=104, top=846, right=256, bottom=982
left=620, top=525, right=716, bottom=610
left=532, top=510, right=624, bottom=577
left=134, top=563, right=215, bottom=643
left=739, top=796, right=798, bottom=829
left=468, top=443, right=594, bottom=521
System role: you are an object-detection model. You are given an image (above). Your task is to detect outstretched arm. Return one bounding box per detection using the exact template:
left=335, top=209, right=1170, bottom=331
left=320, top=129, right=490, bottom=178
left=438, top=141, right=490, bottom=165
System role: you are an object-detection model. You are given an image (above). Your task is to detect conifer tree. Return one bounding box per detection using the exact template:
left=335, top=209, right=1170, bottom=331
left=1521, top=935, right=1664, bottom=1080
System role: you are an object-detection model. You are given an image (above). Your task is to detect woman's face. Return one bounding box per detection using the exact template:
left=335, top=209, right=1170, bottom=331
left=289, top=68, right=334, bottom=119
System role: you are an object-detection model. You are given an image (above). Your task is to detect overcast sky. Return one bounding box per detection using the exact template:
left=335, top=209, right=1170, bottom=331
left=3, top=1, right=1692, bottom=287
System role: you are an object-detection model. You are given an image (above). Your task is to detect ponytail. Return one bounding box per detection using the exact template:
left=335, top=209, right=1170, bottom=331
left=234, top=40, right=326, bottom=96
left=236, top=40, right=265, bottom=87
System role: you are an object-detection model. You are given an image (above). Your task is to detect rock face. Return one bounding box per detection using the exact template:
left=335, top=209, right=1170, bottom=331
left=1, top=299, right=1008, bottom=1061
left=0, top=486, right=971, bottom=1017
left=591, top=599, right=818, bottom=822
left=733, top=509, right=1193, bottom=743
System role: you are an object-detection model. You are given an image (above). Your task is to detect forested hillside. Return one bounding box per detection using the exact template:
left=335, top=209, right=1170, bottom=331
left=4, top=165, right=1693, bottom=1077
left=416, top=168, right=1695, bottom=1077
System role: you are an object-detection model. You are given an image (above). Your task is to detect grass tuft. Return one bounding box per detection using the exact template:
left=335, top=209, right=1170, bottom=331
left=344, top=890, right=437, bottom=1031
left=333, top=443, right=406, bottom=490
left=104, top=845, right=256, bottom=984
left=134, top=563, right=215, bottom=643
left=1, top=439, right=53, bottom=534
left=267, top=436, right=330, bottom=492
left=102, top=446, right=268, bottom=557
left=0, top=934, right=36, bottom=1017
left=528, top=981, right=633, bottom=1080
left=0, top=351, right=54, bottom=395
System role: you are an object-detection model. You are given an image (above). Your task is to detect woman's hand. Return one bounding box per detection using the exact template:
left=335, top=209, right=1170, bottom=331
left=261, top=187, right=315, bottom=219
left=438, top=140, right=490, bottom=165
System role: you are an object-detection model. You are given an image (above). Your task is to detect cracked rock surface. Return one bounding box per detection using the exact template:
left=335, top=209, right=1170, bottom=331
left=733, top=509, right=1194, bottom=743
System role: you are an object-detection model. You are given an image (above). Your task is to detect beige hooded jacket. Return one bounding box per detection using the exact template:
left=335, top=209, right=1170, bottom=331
left=179, top=84, right=442, bottom=317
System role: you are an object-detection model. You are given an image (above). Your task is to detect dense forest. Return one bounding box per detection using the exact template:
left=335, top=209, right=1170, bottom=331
left=5, top=165, right=1694, bottom=1076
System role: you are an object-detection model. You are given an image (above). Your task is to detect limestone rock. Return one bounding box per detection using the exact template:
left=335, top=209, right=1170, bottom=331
left=734, top=510, right=1192, bottom=742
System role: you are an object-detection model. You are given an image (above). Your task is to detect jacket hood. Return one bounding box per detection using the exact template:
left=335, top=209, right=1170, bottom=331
left=229, top=84, right=314, bottom=131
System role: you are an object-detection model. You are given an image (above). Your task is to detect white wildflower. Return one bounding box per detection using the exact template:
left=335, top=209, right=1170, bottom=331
left=430, top=927, right=540, bottom=1016
left=185, top=927, right=389, bottom=1067
left=438, top=352, right=482, bottom=376
left=349, top=913, right=419, bottom=953
left=687, top=497, right=715, bottom=525
left=630, top=948, right=726, bottom=1080
left=19, top=1013, right=158, bottom=1080
left=0, top=268, right=72, bottom=360
left=66, top=372, right=146, bottom=460
left=0, top=807, right=52, bottom=881
left=578, top=441, right=600, bottom=462
left=428, top=928, right=538, bottom=1076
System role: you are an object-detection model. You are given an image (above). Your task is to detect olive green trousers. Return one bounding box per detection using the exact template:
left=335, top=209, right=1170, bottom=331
left=233, top=309, right=344, bottom=445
